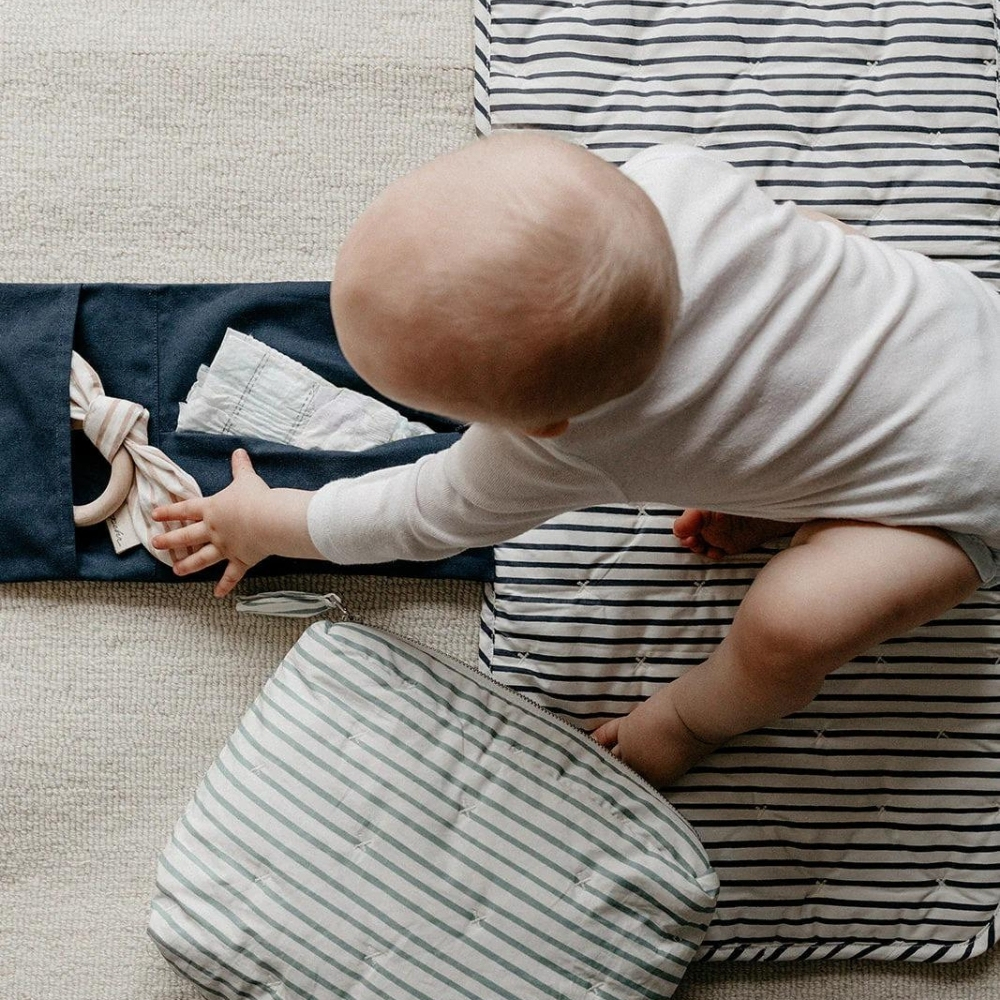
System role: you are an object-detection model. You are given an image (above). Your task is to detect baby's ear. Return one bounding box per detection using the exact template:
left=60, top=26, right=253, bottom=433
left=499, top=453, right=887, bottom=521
left=525, top=419, right=570, bottom=439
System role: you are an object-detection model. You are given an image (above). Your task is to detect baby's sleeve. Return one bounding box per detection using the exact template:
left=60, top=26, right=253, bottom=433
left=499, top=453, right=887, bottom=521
left=306, top=424, right=624, bottom=566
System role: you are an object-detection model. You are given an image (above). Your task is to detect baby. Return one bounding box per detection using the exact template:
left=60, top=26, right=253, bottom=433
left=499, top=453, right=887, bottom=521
left=153, top=130, right=1000, bottom=788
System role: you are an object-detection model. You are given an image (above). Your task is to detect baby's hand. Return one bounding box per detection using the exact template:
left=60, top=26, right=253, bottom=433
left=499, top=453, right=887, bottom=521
left=152, top=448, right=272, bottom=597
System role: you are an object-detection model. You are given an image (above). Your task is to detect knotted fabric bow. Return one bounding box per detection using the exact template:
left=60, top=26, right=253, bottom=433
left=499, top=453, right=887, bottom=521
left=70, top=351, right=202, bottom=564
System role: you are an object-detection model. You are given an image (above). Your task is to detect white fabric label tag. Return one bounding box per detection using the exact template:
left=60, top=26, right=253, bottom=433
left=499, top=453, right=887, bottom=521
left=107, top=505, right=143, bottom=554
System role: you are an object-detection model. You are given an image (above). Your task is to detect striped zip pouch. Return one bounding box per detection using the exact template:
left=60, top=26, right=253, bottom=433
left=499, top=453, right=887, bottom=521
left=150, top=621, right=718, bottom=1000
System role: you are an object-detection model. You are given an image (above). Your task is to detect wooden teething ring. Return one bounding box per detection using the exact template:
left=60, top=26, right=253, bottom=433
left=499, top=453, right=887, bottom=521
left=71, top=418, right=137, bottom=527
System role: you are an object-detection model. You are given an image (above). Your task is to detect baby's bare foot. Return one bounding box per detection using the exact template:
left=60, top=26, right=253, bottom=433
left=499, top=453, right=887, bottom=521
left=672, top=509, right=797, bottom=560
left=592, top=687, right=720, bottom=788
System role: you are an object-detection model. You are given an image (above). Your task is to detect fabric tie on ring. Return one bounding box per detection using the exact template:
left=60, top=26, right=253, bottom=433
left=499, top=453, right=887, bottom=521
left=70, top=351, right=203, bottom=563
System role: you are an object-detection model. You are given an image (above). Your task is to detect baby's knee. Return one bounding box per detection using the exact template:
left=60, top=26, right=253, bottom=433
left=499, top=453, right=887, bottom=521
left=728, top=579, right=842, bottom=711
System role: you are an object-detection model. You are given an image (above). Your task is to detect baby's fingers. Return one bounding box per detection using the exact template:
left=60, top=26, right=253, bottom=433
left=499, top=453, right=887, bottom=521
left=592, top=718, right=620, bottom=749
left=215, top=559, right=249, bottom=599
left=153, top=521, right=211, bottom=554
left=152, top=499, right=205, bottom=523
left=171, top=543, right=225, bottom=577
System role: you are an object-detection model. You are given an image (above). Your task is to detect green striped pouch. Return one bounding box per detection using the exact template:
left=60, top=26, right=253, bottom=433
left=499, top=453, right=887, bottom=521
left=149, top=621, right=718, bottom=1000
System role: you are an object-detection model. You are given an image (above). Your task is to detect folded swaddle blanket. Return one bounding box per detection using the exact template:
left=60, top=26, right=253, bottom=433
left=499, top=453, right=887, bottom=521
left=178, top=328, right=433, bottom=451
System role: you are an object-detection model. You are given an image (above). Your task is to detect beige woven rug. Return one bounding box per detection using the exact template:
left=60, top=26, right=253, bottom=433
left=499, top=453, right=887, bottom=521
left=1, top=2, right=998, bottom=997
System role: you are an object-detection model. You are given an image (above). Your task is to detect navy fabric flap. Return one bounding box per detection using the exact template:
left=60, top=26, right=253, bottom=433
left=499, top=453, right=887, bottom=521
left=1, top=281, right=494, bottom=584
left=0, top=284, right=79, bottom=579
left=158, top=430, right=491, bottom=585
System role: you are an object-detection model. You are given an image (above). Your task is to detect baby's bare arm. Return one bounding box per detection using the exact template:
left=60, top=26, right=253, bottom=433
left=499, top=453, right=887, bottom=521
left=595, top=520, right=980, bottom=787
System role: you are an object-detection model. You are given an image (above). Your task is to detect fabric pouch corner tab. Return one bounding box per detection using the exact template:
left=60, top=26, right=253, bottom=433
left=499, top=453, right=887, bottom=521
left=0, top=283, right=81, bottom=580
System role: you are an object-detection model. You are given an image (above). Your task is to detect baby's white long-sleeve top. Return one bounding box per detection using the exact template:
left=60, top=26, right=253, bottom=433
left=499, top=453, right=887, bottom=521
left=308, top=143, right=1000, bottom=565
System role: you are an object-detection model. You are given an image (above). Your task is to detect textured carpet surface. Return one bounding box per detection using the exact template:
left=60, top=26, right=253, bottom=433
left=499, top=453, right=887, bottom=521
left=0, top=2, right=997, bottom=997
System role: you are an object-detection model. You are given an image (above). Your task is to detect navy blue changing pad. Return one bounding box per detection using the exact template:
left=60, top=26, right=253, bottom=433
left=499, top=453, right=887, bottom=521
left=0, top=281, right=493, bottom=583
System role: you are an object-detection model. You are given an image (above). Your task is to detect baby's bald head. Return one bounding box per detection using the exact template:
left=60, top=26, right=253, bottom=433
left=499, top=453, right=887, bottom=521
left=331, top=131, right=678, bottom=432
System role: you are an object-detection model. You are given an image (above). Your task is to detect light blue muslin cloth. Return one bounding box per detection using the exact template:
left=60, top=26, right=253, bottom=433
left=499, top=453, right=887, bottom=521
left=177, top=328, right=433, bottom=450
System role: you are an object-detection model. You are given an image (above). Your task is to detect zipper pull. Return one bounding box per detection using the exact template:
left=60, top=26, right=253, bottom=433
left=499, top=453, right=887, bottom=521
left=235, top=590, right=349, bottom=620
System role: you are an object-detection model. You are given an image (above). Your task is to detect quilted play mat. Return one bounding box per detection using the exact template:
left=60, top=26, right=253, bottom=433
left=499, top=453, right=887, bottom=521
left=474, top=0, right=1000, bottom=964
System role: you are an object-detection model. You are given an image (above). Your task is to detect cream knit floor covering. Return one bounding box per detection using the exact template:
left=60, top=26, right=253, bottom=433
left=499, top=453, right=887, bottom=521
left=0, top=2, right=997, bottom=997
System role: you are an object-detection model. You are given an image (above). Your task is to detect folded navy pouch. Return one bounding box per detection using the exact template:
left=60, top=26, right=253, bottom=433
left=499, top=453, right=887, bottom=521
left=0, top=281, right=493, bottom=583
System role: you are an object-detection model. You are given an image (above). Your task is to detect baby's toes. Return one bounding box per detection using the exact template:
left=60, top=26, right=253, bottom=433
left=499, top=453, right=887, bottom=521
left=672, top=509, right=706, bottom=540
left=674, top=511, right=718, bottom=555
left=592, top=718, right=620, bottom=748
left=678, top=533, right=708, bottom=555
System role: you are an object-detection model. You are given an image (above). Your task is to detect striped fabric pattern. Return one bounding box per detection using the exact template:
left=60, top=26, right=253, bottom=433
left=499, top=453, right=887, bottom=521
left=474, top=0, right=1000, bottom=962
left=150, top=621, right=718, bottom=999
left=479, top=506, right=1000, bottom=962
left=473, top=0, right=1000, bottom=287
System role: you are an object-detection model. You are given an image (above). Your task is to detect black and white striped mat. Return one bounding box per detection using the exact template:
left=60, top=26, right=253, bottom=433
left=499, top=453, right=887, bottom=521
left=480, top=506, right=1000, bottom=961
left=474, top=0, right=1000, bottom=961
left=473, top=0, right=1000, bottom=287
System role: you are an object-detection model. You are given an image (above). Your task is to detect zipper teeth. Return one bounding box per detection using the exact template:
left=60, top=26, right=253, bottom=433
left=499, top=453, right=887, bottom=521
left=344, top=619, right=671, bottom=803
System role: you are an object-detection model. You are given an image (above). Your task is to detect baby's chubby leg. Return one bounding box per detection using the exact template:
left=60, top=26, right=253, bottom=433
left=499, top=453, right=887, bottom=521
left=593, top=520, right=981, bottom=788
